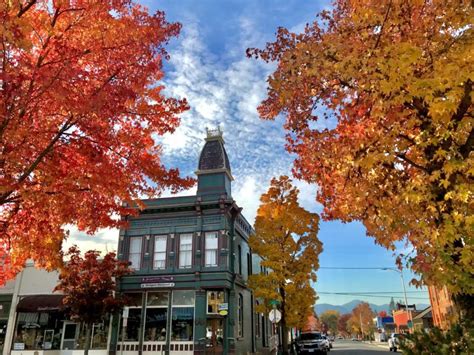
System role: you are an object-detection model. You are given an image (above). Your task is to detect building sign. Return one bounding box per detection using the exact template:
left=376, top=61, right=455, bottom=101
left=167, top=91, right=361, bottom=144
left=141, top=282, right=175, bottom=288
left=141, top=276, right=174, bottom=283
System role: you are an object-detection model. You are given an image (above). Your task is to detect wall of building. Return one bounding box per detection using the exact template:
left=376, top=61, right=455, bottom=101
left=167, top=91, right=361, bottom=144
left=428, top=285, right=456, bottom=330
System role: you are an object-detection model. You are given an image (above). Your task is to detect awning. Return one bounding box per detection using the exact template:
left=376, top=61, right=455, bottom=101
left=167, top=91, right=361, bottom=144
left=16, top=295, right=64, bottom=312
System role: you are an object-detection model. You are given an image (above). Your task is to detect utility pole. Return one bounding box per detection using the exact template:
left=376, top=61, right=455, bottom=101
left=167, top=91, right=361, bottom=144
left=359, top=311, right=363, bottom=340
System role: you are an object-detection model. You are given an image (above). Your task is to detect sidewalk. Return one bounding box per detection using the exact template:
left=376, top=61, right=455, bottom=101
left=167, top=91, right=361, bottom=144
left=363, top=340, right=389, bottom=350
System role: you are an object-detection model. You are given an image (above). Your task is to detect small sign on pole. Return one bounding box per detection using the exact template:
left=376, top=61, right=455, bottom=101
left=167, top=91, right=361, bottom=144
left=269, top=309, right=282, bottom=323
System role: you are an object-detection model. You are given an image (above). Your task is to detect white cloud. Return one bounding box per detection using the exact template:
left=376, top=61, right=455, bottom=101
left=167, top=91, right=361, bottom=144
left=67, top=14, right=322, bottom=250
left=63, top=225, right=118, bottom=254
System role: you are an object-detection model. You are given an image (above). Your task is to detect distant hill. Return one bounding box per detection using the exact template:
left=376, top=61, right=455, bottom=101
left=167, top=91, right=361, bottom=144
left=314, top=299, right=429, bottom=315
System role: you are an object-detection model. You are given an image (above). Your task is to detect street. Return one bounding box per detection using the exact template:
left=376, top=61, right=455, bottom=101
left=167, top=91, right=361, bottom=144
left=330, top=339, right=392, bottom=354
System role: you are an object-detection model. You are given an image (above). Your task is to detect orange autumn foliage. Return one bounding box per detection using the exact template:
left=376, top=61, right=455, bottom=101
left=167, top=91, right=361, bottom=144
left=250, top=0, right=473, bottom=295
left=0, top=1, right=193, bottom=283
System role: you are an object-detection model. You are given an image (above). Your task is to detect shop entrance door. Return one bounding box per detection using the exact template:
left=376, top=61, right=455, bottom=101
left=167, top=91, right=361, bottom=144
left=61, top=322, right=79, bottom=350
left=205, top=319, right=224, bottom=353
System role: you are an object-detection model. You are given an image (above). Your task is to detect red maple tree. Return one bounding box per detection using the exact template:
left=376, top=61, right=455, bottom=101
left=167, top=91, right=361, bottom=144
left=0, top=1, right=193, bottom=283
left=55, top=246, right=131, bottom=355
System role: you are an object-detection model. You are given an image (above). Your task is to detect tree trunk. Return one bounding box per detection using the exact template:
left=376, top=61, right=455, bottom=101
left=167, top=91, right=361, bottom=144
left=452, top=293, right=474, bottom=324
left=84, top=323, right=92, bottom=355
left=280, top=287, right=289, bottom=355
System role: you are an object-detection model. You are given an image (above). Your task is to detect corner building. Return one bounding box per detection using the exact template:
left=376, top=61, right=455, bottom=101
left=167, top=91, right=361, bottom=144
left=112, top=129, right=270, bottom=355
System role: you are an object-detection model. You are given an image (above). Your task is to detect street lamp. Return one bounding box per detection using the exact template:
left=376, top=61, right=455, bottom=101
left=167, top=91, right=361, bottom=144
left=382, top=267, right=412, bottom=332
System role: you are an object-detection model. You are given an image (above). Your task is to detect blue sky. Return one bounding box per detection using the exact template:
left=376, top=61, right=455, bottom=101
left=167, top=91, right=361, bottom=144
left=67, top=0, right=429, bottom=307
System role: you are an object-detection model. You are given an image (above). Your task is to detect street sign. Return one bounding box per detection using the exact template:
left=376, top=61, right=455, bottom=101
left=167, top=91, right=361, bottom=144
left=407, top=320, right=413, bottom=328
left=269, top=309, right=282, bottom=323
left=218, top=303, right=228, bottom=311
left=269, top=299, right=280, bottom=306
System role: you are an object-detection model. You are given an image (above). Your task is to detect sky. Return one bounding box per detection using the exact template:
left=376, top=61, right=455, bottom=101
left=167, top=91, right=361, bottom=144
left=66, top=0, right=430, bottom=307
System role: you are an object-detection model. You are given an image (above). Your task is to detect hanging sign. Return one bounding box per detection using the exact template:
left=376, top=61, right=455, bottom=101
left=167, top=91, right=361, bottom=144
left=140, top=282, right=175, bottom=288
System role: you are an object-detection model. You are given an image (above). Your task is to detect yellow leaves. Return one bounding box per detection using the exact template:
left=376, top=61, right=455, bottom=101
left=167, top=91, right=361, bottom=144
left=249, top=176, right=321, bottom=328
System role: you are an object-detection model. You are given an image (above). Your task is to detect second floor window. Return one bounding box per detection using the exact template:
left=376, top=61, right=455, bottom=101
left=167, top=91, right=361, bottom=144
left=205, top=232, right=218, bottom=267
left=153, top=235, right=167, bottom=270
left=129, top=237, right=142, bottom=270
left=179, top=234, right=193, bottom=268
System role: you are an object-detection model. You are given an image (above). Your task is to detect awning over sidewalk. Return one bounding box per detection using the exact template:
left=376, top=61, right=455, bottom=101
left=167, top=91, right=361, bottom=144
left=16, top=295, right=64, bottom=312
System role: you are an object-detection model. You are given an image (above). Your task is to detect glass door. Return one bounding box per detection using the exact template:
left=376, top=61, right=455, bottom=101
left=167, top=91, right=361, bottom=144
left=205, top=319, right=224, bottom=353
left=61, top=322, right=79, bottom=350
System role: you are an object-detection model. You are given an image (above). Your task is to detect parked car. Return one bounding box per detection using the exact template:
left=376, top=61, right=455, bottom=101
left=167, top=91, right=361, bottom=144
left=321, top=335, right=331, bottom=350
left=388, top=333, right=403, bottom=352
left=295, top=332, right=328, bottom=354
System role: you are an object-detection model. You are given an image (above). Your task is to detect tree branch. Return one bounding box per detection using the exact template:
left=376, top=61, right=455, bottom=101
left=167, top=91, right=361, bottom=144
left=17, top=0, right=37, bottom=18
left=0, top=118, right=76, bottom=205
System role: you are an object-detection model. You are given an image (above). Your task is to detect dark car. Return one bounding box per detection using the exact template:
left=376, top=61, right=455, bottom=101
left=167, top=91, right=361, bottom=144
left=295, top=332, right=327, bottom=354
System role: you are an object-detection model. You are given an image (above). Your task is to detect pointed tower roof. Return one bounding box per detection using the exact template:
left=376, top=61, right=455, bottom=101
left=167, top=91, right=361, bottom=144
left=196, top=127, right=233, bottom=180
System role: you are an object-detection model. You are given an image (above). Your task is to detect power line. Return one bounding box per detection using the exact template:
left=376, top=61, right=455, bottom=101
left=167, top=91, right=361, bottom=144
left=317, top=292, right=429, bottom=300
left=319, top=267, right=400, bottom=270
left=317, top=291, right=427, bottom=294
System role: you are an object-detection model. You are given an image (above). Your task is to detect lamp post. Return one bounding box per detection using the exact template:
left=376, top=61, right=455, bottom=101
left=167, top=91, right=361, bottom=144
left=383, top=268, right=412, bottom=332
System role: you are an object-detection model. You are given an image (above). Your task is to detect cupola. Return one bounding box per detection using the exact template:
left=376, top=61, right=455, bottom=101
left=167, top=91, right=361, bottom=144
left=196, top=128, right=233, bottom=197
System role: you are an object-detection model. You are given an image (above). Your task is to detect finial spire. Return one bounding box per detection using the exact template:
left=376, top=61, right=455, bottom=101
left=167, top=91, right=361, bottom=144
left=206, top=126, right=223, bottom=139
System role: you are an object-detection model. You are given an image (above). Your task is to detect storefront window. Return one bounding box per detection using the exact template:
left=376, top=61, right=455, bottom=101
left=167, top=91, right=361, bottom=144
left=172, top=291, right=195, bottom=306
left=119, top=293, right=143, bottom=342
left=74, top=322, right=109, bottom=350
left=144, top=292, right=168, bottom=342
left=147, top=292, right=169, bottom=307
left=171, top=291, right=194, bottom=342
left=171, top=307, right=194, bottom=341
left=207, top=291, right=225, bottom=314
left=13, top=312, right=64, bottom=350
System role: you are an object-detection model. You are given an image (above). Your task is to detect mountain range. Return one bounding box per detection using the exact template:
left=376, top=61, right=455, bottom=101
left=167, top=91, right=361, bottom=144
left=314, top=299, right=430, bottom=315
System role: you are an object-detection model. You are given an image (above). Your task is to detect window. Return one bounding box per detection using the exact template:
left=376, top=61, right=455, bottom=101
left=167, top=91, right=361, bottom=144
left=119, top=293, right=143, bottom=342
left=205, top=232, right=218, bottom=267
left=207, top=291, right=225, bottom=314
left=179, top=234, right=193, bottom=269
left=247, top=253, right=251, bottom=277
left=238, top=245, right=242, bottom=274
left=129, top=237, right=142, bottom=270
left=144, top=292, right=169, bottom=342
left=255, top=301, right=261, bottom=338
left=153, top=235, right=167, bottom=270
left=171, top=291, right=195, bottom=341
left=238, top=294, right=243, bottom=337
left=13, top=311, right=64, bottom=350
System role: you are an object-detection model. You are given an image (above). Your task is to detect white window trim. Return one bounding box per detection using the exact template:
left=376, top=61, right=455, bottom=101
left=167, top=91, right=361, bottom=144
left=204, top=232, right=218, bottom=267
left=179, top=234, right=193, bottom=269
left=153, top=235, right=167, bottom=270
left=129, top=237, right=142, bottom=270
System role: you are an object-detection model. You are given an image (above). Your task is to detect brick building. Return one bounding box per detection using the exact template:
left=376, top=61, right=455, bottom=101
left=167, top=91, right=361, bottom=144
left=428, top=285, right=457, bottom=330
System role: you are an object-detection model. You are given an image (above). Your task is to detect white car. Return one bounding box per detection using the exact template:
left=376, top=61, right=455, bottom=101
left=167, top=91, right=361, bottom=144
left=388, top=333, right=402, bottom=352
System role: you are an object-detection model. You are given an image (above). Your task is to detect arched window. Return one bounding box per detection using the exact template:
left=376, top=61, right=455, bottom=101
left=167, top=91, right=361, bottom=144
left=238, top=294, right=244, bottom=337
left=247, top=252, right=251, bottom=277
left=238, top=245, right=242, bottom=275
left=255, top=300, right=261, bottom=338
